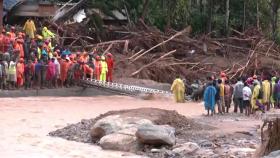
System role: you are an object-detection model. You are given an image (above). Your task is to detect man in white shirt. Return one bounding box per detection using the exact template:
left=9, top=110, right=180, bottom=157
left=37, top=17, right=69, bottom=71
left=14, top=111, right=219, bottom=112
left=243, top=82, right=252, bottom=116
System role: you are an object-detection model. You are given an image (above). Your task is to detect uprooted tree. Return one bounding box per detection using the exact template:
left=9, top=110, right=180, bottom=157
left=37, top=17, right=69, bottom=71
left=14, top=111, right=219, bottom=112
left=47, top=0, right=280, bottom=83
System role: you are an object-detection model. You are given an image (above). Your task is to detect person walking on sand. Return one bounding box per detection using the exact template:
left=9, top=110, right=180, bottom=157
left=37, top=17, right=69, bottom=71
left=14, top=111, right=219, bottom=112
left=203, top=81, right=217, bottom=116
left=243, top=82, right=252, bottom=116
left=171, top=76, right=185, bottom=103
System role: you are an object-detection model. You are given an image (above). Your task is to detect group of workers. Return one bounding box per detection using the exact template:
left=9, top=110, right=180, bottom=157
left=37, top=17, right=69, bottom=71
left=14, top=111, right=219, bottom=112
left=171, top=72, right=280, bottom=116
left=203, top=73, right=280, bottom=116
left=0, top=19, right=115, bottom=90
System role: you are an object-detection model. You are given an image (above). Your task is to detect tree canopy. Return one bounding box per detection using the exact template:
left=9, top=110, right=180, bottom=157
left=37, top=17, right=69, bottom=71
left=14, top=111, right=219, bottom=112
left=60, top=0, right=280, bottom=42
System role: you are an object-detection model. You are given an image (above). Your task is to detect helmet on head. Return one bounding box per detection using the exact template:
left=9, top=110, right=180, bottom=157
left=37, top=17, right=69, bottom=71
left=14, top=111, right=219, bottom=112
left=101, top=56, right=105, bottom=60
left=107, top=53, right=112, bottom=57
left=2, top=29, right=6, bottom=33
left=220, top=72, right=226, bottom=78
left=96, top=55, right=100, bottom=60
left=11, top=26, right=15, bottom=30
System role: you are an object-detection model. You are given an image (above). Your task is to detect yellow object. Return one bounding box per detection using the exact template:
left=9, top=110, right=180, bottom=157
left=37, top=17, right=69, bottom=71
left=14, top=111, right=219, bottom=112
left=251, top=84, right=261, bottom=110
left=100, top=61, right=108, bottom=81
left=171, top=78, right=185, bottom=103
left=23, top=20, right=36, bottom=39
left=37, top=47, right=42, bottom=59
left=262, top=80, right=271, bottom=103
left=220, top=83, right=225, bottom=97
left=42, top=27, right=55, bottom=40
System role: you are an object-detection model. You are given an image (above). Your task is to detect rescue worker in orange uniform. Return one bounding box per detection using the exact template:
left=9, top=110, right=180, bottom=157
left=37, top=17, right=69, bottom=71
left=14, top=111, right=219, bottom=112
left=106, top=53, right=114, bottom=82
left=10, top=26, right=16, bottom=40
left=94, top=56, right=101, bottom=80
left=16, top=58, right=25, bottom=88
left=0, top=29, right=6, bottom=52
left=60, top=57, right=70, bottom=87
left=14, top=35, right=25, bottom=58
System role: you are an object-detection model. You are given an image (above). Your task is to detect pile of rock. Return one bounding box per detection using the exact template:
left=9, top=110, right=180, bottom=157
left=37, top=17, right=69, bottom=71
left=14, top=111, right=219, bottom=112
left=90, top=115, right=176, bottom=152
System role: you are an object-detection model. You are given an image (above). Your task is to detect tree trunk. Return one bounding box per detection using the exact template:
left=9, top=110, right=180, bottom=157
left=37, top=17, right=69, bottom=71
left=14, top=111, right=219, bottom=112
left=242, top=0, right=246, bottom=32
left=225, top=0, right=230, bottom=37
left=140, top=0, right=150, bottom=21
left=207, top=0, right=213, bottom=33
left=0, top=0, right=3, bottom=30
left=271, top=0, right=280, bottom=40
left=256, top=0, right=260, bottom=30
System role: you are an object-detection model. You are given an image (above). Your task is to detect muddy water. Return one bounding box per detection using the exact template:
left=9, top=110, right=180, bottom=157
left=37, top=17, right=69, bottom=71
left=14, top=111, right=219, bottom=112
left=0, top=96, right=202, bottom=158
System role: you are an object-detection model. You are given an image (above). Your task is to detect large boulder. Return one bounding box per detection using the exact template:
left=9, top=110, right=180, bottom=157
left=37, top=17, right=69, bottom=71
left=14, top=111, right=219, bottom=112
left=99, top=133, right=140, bottom=152
left=90, top=115, right=123, bottom=141
left=136, top=124, right=176, bottom=146
left=90, top=115, right=153, bottom=142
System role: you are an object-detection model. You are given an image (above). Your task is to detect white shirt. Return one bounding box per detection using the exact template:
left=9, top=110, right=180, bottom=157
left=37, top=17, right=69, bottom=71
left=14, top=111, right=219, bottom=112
left=242, top=86, right=252, bottom=101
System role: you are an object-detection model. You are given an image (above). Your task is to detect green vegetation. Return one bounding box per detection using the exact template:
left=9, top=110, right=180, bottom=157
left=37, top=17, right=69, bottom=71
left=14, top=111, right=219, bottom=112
left=60, top=0, right=280, bottom=42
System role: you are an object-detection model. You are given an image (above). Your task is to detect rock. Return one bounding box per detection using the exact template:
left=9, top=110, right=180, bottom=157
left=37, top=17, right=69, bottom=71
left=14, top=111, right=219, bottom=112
left=264, top=150, right=280, bottom=158
left=90, top=115, right=123, bottom=141
left=172, top=142, right=200, bottom=155
left=90, top=115, right=153, bottom=142
left=136, top=124, right=176, bottom=146
left=99, top=133, right=139, bottom=152
left=199, top=140, right=215, bottom=148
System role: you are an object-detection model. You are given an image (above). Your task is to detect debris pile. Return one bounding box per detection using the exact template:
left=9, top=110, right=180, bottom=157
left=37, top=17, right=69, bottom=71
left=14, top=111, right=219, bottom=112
left=47, top=15, right=280, bottom=83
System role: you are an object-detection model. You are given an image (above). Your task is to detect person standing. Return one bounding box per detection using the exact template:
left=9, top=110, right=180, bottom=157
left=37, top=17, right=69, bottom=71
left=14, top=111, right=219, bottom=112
left=46, top=58, right=56, bottom=88
left=233, top=78, right=244, bottom=113
left=24, top=60, right=34, bottom=89
left=224, top=80, right=233, bottom=113
left=100, top=56, right=108, bottom=82
left=243, top=83, right=252, bottom=116
left=203, top=82, right=217, bottom=116
left=274, top=79, right=280, bottom=109
left=23, top=18, right=36, bottom=39
left=60, top=57, right=70, bottom=87
left=171, top=76, right=185, bottom=103
left=218, top=79, right=225, bottom=114
left=251, top=81, right=265, bottom=113
left=270, top=77, right=277, bottom=109
left=106, top=53, right=114, bottom=82
left=262, top=76, right=271, bottom=111
left=94, top=56, right=101, bottom=80
left=16, top=58, right=25, bottom=88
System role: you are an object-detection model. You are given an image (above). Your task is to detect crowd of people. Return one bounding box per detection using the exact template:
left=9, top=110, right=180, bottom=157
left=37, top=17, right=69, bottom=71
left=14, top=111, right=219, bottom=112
left=0, top=19, right=114, bottom=90
left=203, top=72, right=280, bottom=116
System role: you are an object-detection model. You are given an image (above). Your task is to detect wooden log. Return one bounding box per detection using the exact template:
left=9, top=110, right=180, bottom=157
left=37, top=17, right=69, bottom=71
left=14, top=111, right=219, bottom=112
left=130, top=28, right=188, bottom=63
left=130, top=50, right=177, bottom=76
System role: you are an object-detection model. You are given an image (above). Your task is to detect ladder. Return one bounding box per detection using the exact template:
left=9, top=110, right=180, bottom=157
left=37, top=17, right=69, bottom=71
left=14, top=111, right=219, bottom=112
left=80, top=78, right=172, bottom=96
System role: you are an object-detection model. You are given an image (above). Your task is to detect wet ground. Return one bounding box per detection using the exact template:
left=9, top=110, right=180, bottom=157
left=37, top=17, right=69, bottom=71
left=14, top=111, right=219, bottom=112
left=0, top=96, right=262, bottom=158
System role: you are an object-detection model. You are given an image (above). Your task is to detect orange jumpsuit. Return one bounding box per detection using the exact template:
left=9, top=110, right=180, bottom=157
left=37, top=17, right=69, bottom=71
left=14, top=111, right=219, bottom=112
left=14, top=39, right=25, bottom=58
left=106, top=58, right=114, bottom=82
left=94, top=60, right=101, bottom=80
left=60, top=60, right=70, bottom=83
left=16, top=62, right=25, bottom=86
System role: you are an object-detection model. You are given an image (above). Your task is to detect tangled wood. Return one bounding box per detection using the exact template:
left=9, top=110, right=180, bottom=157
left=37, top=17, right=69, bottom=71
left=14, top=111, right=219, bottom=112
left=47, top=19, right=280, bottom=83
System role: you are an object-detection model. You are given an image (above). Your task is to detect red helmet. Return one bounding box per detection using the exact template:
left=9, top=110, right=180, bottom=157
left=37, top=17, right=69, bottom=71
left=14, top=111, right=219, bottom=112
left=220, top=71, right=226, bottom=77
left=96, top=55, right=100, bottom=60
left=2, top=29, right=5, bottom=33
left=11, top=26, right=15, bottom=30
left=107, top=53, right=113, bottom=57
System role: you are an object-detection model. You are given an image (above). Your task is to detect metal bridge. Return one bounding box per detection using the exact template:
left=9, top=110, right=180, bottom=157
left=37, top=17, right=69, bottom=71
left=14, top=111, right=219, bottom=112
left=79, top=78, right=172, bottom=96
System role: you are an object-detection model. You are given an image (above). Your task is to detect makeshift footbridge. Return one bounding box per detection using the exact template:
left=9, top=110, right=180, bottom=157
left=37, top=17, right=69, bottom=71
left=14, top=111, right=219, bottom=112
left=79, top=78, right=172, bottom=96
